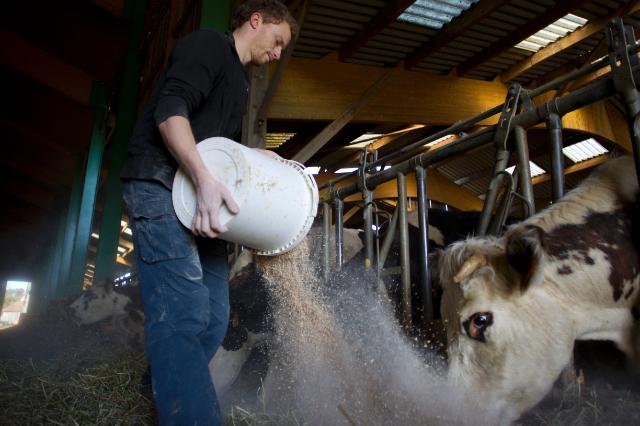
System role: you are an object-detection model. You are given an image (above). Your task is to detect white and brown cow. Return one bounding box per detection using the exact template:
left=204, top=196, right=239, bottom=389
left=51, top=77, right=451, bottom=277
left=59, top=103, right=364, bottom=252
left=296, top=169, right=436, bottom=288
left=437, top=156, right=640, bottom=423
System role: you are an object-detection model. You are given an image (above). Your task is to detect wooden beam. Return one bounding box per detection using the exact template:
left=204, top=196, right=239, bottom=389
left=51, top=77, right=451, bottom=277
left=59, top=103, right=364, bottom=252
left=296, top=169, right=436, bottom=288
left=0, top=28, right=93, bottom=106
left=3, top=0, right=130, bottom=85
left=3, top=65, right=95, bottom=153
left=315, top=170, right=483, bottom=211
left=292, top=67, right=395, bottom=163
left=405, top=0, right=512, bottom=70
left=532, top=155, right=609, bottom=186
left=501, top=0, right=640, bottom=82
left=90, top=0, right=124, bottom=17
left=313, top=125, right=427, bottom=168
left=340, top=0, right=415, bottom=61
left=270, top=56, right=508, bottom=124
left=457, top=0, right=584, bottom=76
left=255, top=0, right=311, bottom=135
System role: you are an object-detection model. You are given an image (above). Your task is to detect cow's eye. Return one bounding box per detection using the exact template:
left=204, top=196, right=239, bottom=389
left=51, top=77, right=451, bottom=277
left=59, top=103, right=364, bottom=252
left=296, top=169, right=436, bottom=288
left=463, top=312, right=493, bottom=343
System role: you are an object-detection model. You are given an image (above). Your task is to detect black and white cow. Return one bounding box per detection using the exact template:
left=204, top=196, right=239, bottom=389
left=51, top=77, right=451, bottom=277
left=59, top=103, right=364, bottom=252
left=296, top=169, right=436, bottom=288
left=69, top=277, right=267, bottom=397
left=437, top=156, right=640, bottom=423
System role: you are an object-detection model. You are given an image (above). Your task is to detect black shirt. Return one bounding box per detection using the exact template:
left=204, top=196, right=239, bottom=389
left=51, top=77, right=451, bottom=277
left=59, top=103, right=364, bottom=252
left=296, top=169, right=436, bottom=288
left=121, top=30, right=249, bottom=189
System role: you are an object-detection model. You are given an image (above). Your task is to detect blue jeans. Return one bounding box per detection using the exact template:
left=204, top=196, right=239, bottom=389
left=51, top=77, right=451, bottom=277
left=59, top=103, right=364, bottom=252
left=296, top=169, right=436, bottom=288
left=123, top=180, right=229, bottom=426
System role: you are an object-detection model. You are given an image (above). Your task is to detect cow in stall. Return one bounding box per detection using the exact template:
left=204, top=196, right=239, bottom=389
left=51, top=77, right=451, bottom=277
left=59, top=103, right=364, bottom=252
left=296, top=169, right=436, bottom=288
left=436, top=156, right=640, bottom=423
left=68, top=226, right=364, bottom=396
left=69, top=275, right=268, bottom=397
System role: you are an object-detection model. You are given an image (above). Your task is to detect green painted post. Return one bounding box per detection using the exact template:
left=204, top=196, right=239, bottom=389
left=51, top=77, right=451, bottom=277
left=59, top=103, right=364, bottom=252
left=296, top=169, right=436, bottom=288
left=32, top=197, right=66, bottom=312
left=56, top=155, right=85, bottom=298
left=93, top=0, right=147, bottom=284
left=66, top=82, right=110, bottom=296
left=200, top=0, right=232, bottom=31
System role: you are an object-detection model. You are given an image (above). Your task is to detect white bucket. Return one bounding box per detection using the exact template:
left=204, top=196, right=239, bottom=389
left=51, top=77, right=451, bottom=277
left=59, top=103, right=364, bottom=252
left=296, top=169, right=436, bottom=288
left=172, top=137, right=319, bottom=255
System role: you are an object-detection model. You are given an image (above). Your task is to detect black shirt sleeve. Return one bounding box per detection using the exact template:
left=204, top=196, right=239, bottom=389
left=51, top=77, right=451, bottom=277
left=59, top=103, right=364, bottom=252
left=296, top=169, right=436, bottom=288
left=154, top=30, right=225, bottom=126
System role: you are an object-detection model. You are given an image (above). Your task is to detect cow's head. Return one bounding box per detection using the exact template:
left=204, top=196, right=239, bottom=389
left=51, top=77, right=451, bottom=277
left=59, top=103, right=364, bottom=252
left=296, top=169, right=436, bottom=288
left=438, top=226, right=575, bottom=422
left=69, top=280, right=131, bottom=325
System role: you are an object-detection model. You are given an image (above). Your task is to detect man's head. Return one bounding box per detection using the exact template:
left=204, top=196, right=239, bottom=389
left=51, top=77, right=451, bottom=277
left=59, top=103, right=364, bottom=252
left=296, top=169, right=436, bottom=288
left=232, top=0, right=297, bottom=65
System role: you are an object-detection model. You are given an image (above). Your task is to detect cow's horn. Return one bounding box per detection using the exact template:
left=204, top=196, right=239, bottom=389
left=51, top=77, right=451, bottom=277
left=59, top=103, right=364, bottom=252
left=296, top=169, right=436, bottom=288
left=453, top=253, right=487, bottom=284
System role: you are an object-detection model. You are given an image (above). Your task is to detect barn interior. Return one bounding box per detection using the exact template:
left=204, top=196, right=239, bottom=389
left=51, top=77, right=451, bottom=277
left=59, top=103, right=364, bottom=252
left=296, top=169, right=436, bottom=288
left=1, top=0, right=640, bottom=423
left=1, top=0, right=637, bottom=313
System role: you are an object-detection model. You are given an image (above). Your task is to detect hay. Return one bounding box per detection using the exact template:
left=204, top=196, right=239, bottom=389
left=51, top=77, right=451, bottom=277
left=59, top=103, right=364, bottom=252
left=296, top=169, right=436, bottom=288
left=0, top=350, right=154, bottom=425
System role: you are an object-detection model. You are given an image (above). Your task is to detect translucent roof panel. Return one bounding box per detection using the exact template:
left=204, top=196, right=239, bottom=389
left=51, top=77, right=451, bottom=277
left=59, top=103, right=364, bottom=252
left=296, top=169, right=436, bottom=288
left=506, top=161, right=546, bottom=178
left=562, top=138, right=608, bottom=163
left=397, top=0, right=479, bottom=30
left=515, top=14, right=588, bottom=53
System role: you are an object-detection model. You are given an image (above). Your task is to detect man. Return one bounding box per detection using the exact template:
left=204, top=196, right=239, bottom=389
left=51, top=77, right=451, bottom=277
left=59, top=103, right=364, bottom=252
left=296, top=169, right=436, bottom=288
left=120, top=1, right=296, bottom=424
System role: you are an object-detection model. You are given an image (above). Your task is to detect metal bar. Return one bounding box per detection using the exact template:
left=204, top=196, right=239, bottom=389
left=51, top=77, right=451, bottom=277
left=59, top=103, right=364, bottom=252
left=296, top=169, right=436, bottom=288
left=547, top=113, right=565, bottom=201
left=362, top=190, right=374, bottom=269
left=333, top=63, right=633, bottom=201
left=378, top=206, right=399, bottom=269
left=415, top=166, right=432, bottom=323
left=67, top=82, right=109, bottom=295
left=322, top=202, right=331, bottom=280
left=94, top=0, right=146, bottom=284
left=334, top=198, right=345, bottom=271
left=514, top=125, right=535, bottom=216
left=608, top=19, right=640, bottom=183
left=57, top=155, right=84, bottom=298
left=397, top=173, right=412, bottom=328
left=478, top=149, right=510, bottom=236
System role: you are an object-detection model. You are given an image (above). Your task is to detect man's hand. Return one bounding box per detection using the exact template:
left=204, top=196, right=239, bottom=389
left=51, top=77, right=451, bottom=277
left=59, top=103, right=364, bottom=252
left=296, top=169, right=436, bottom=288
left=192, top=174, right=239, bottom=238
left=158, top=116, right=241, bottom=238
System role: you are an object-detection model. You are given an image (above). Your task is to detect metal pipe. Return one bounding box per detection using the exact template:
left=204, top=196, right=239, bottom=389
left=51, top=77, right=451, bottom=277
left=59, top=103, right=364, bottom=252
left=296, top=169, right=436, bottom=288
left=378, top=206, right=399, bottom=269
left=362, top=190, right=374, bottom=269
left=320, top=43, right=640, bottom=193
left=334, top=198, right=344, bottom=271
left=547, top=113, right=565, bottom=201
left=322, top=202, right=331, bottom=280
left=514, top=125, right=535, bottom=216
left=333, top=65, right=633, bottom=201
left=478, top=149, right=510, bottom=236
left=397, top=173, right=412, bottom=328
left=415, top=166, right=432, bottom=323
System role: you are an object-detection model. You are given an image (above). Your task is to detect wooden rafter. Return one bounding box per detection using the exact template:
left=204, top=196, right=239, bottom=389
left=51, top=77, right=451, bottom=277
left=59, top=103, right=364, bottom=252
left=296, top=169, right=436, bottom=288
left=532, top=155, right=609, bottom=186
left=457, top=0, right=585, bottom=77
left=339, top=0, right=414, bottom=62
left=501, top=0, right=640, bottom=83
left=0, top=28, right=92, bottom=106
left=292, top=67, right=395, bottom=163
left=404, top=0, right=511, bottom=70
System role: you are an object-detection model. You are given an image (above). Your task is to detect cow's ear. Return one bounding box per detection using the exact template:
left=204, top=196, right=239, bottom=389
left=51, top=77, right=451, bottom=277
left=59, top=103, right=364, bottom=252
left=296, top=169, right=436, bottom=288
left=505, top=226, right=544, bottom=293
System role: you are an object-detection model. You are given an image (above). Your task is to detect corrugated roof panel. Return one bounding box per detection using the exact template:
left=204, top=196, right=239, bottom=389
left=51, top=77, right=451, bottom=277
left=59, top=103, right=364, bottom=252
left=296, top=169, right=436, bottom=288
left=397, top=0, right=479, bottom=29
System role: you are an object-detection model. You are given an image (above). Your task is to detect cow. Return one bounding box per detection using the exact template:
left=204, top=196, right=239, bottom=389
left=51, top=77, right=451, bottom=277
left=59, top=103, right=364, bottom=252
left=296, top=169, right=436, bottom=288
left=69, top=278, right=145, bottom=348
left=68, top=277, right=267, bottom=397
left=437, top=156, right=640, bottom=423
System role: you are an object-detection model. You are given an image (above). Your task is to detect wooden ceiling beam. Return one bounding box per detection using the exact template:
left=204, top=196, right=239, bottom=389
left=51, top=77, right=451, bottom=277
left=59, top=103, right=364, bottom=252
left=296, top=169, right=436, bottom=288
left=2, top=65, right=94, bottom=153
left=0, top=28, right=93, bottom=106
left=90, top=0, right=125, bottom=17
left=292, top=67, right=395, bottom=163
left=531, top=155, right=609, bottom=186
left=501, top=0, right=640, bottom=82
left=404, top=0, right=512, bottom=70
left=270, top=56, right=508, bottom=124
left=457, top=0, right=585, bottom=77
left=2, top=0, right=130, bottom=85
left=339, top=0, right=415, bottom=61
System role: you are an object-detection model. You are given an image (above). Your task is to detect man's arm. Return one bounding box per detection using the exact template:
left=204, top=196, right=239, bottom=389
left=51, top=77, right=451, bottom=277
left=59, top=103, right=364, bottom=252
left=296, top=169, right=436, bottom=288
left=158, top=115, right=239, bottom=238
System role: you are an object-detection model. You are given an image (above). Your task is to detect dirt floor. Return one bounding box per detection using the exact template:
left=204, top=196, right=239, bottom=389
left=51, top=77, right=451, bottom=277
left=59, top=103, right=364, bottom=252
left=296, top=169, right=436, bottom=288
left=1, top=301, right=640, bottom=425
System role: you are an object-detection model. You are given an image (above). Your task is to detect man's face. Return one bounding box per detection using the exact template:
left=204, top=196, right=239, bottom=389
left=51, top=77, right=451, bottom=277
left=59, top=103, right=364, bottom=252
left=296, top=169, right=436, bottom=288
left=250, top=16, right=292, bottom=65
